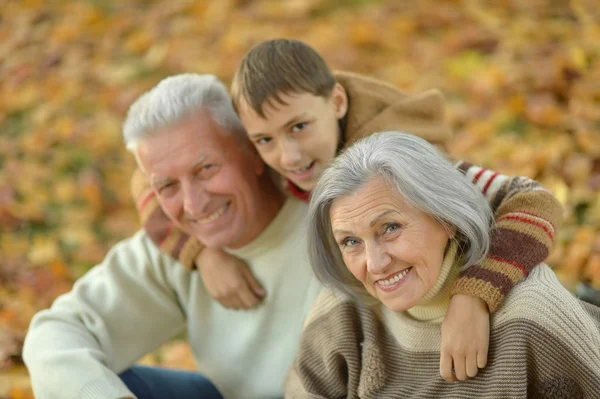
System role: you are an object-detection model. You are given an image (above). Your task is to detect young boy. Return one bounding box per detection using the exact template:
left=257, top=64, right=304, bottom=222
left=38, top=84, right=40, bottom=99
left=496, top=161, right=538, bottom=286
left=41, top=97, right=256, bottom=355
left=131, top=39, right=563, bottom=382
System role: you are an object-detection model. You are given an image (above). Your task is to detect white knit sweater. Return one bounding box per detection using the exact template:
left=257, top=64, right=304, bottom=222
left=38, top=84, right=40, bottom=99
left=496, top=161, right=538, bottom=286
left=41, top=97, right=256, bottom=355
left=23, top=198, right=322, bottom=399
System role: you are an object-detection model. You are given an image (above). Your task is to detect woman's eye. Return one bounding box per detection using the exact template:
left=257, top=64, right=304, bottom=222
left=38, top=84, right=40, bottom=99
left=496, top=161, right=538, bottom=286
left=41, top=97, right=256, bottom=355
left=291, top=122, right=307, bottom=133
left=384, top=223, right=401, bottom=234
left=256, top=137, right=272, bottom=145
left=341, top=238, right=359, bottom=248
left=203, top=163, right=215, bottom=170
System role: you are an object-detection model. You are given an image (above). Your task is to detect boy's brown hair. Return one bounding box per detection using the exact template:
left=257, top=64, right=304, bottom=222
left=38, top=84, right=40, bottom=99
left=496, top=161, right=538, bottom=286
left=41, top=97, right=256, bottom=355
left=231, top=39, right=336, bottom=118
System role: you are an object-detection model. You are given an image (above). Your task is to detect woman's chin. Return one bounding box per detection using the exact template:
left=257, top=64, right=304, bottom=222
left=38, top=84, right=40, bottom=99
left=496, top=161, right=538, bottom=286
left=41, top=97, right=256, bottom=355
left=379, top=296, right=418, bottom=313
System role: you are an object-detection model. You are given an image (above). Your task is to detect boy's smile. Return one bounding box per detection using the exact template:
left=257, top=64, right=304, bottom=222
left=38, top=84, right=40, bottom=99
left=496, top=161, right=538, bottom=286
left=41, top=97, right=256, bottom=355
left=237, top=83, right=348, bottom=192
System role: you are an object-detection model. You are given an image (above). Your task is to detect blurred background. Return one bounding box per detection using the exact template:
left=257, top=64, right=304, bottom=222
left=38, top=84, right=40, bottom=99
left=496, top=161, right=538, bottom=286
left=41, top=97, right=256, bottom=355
left=1, top=0, right=599, bottom=397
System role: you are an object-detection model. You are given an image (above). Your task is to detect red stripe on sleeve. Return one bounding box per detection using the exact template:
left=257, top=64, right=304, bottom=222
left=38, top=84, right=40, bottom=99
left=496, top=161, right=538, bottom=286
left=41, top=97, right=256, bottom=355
left=473, top=168, right=487, bottom=184
left=497, top=214, right=554, bottom=240
left=482, top=172, right=499, bottom=195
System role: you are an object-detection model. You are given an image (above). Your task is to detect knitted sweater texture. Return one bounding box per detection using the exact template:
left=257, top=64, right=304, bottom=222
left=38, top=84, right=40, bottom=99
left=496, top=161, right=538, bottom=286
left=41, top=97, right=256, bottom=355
left=23, top=199, right=322, bottom=399
left=285, top=247, right=600, bottom=398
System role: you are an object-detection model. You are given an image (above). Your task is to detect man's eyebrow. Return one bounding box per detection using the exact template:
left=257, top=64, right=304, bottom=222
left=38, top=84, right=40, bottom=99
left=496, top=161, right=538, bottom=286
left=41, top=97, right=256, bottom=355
left=151, top=176, right=171, bottom=187
left=151, top=154, right=209, bottom=186
left=190, top=154, right=209, bottom=169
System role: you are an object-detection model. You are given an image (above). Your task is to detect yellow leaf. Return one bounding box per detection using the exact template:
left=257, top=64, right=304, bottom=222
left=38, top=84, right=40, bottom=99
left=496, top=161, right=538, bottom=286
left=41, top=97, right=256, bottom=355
left=27, top=236, right=60, bottom=265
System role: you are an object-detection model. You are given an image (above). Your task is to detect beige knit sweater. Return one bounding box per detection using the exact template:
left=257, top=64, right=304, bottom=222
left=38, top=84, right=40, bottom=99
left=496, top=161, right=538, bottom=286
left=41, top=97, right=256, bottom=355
left=285, top=244, right=600, bottom=398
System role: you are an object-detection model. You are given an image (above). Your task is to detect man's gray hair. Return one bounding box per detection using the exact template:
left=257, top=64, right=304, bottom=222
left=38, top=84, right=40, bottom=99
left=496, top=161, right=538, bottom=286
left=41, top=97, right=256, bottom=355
left=308, top=131, right=493, bottom=301
left=122, top=73, right=246, bottom=152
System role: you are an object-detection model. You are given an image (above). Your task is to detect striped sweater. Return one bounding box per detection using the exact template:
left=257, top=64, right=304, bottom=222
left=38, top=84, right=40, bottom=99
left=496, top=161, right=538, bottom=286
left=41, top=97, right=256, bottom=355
left=285, top=245, right=600, bottom=399
left=130, top=159, right=562, bottom=312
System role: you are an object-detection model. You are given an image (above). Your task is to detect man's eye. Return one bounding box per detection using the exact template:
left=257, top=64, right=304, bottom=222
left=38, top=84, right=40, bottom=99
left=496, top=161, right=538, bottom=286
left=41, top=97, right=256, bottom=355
left=256, top=137, right=272, bottom=145
left=195, top=164, right=217, bottom=176
left=158, top=183, right=175, bottom=193
left=291, top=122, right=307, bottom=133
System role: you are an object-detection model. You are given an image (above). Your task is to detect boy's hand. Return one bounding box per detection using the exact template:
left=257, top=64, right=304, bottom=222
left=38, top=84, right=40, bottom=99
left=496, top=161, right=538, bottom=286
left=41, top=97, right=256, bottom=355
left=196, top=248, right=266, bottom=310
left=440, top=294, right=490, bottom=382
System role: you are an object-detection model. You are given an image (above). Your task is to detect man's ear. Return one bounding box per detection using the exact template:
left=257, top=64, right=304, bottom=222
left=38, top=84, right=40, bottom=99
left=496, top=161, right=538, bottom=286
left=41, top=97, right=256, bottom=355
left=248, top=144, right=266, bottom=176
left=331, top=82, right=349, bottom=120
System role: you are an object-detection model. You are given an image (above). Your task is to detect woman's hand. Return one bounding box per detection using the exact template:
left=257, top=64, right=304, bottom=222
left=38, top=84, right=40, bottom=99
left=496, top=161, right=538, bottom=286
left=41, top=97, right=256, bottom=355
left=440, top=294, right=490, bottom=382
left=196, top=248, right=266, bottom=309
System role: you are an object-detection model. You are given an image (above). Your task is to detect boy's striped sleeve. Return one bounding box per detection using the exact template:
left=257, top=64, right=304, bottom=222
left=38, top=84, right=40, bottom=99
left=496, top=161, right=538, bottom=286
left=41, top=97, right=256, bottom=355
left=452, top=161, right=564, bottom=312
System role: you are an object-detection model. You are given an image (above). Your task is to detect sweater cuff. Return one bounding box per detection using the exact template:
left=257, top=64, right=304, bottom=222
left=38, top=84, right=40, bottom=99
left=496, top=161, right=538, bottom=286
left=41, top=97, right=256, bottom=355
left=78, top=378, right=136, bottom=399
left=451, top=276, right=504, bottom=313
left=177, top=238, right=205, bottom=270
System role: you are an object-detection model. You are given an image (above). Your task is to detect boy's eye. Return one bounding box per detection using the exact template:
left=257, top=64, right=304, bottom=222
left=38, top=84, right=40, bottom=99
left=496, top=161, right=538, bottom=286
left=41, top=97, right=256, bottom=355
left=255, top=137, right=272, bottom=145
left=291, top=122, right=307, bottom=133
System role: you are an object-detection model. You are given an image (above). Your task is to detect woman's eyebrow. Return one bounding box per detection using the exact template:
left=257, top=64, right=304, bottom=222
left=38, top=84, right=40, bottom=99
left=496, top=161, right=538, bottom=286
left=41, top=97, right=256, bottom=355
left=369, top=210, right=401, bottom=227
left=332, top=228, right=354, bottom=237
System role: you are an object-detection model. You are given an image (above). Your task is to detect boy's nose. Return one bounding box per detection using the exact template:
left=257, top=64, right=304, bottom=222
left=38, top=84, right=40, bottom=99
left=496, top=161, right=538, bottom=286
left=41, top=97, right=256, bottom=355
left=279, top=140, right=303, bottom=168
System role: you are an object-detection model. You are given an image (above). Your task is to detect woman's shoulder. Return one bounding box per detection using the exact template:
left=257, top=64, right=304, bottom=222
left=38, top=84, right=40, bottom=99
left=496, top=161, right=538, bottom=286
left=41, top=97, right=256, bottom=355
left=302, top=288, right=380, bottom=335
left=494, top=264, right=600, bottom=340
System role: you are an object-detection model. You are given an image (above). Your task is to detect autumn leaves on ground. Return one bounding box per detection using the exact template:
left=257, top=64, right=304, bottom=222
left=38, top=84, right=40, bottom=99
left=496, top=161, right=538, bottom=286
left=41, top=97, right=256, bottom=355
left=1, top=0, right=599, bottom=397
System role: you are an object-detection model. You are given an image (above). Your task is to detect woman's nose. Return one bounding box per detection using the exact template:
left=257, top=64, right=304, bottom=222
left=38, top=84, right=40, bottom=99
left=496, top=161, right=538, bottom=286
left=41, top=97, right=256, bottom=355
left=365, top=243, right=392, bottom=275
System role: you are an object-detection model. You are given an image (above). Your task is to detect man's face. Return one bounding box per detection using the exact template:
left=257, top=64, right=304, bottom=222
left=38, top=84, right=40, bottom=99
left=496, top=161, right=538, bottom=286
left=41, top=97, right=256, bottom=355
left=136, top=111, right=266, bottom=249
left=238, top=83, right=347, bottom=192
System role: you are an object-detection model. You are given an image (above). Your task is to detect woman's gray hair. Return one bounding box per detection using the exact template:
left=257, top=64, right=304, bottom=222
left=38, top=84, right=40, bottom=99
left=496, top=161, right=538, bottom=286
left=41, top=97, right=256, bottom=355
left=308, top=131, right=493, bottom=301
left=122, top=73, right=246, bottom=152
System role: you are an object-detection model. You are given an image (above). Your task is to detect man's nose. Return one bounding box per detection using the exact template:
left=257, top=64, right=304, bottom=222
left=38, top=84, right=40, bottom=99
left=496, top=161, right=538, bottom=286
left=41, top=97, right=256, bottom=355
left=279, top=139, right=303, bottom=168
left=365, top=243, right=392, bottom=275
left=182, top=180, right=210, bottom=218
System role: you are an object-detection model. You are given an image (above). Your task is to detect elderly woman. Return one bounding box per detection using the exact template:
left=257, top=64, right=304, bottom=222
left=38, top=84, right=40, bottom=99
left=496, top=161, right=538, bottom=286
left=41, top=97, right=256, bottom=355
left=285, top=132, right=600, bottom=398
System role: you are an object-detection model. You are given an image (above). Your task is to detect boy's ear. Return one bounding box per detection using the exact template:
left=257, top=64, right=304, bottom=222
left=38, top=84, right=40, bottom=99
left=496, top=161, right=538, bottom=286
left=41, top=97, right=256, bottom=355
left=331, top=82, right=348, bottom=119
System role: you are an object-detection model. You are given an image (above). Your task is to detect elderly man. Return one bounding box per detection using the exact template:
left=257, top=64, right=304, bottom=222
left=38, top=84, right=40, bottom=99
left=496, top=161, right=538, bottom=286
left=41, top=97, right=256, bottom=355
left=22, top=74, right=322, bottom=399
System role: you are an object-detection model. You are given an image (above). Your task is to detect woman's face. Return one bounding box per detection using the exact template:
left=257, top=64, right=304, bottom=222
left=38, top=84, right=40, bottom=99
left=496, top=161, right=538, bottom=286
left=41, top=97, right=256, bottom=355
left=329, top=178, right=453, bottom=312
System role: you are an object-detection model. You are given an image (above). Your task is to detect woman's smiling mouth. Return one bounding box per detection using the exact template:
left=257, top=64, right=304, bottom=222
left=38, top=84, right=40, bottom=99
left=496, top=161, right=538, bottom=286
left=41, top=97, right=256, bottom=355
left=376, top=266, right=413, bottom=292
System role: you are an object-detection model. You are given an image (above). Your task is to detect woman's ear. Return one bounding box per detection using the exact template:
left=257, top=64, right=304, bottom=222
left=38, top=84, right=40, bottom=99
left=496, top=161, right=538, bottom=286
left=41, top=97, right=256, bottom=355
left=331, top=82, right=349, bottom=120
left=448, top=225, right=457, bottom=239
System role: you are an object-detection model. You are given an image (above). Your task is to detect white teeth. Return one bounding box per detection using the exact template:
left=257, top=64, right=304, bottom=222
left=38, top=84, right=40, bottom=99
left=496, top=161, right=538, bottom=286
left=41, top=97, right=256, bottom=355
left=197, top=204, right=228, bottom=224
left=378, top=267, right=411, bottom=286
left=292, top=163, right=313, bottom=173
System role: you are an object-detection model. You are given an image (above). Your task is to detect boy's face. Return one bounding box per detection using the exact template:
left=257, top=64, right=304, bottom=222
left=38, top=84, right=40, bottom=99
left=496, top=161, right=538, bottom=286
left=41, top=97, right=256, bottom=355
left=238, top=83, right=348, bottom=192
